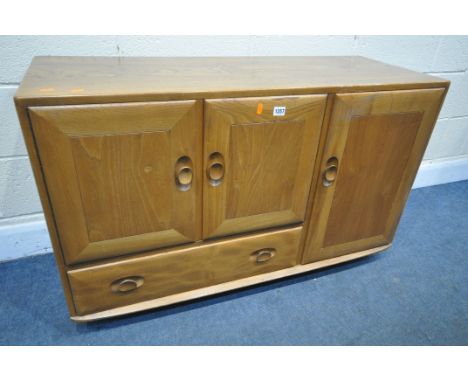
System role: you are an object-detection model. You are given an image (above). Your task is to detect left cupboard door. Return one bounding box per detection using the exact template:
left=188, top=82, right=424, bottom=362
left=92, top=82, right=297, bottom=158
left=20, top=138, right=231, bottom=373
left=29, top=101, right=203, bottom=265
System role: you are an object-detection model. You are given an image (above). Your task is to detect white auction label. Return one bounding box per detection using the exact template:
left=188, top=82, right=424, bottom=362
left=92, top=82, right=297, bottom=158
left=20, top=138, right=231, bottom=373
left=273, top=106, right=286, bottom=116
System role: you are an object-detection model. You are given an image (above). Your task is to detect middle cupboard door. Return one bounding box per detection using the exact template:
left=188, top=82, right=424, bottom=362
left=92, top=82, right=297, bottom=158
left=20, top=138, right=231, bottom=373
left=203, top=95, right=327, bottom=239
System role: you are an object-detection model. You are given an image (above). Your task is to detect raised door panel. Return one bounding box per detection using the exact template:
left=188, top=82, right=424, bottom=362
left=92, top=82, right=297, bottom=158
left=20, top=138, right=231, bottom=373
left=301, top=88, right=446, bottom=264
left=29, top=101, right=202, bottom=265
left=203, top=95, right=327, bottom=239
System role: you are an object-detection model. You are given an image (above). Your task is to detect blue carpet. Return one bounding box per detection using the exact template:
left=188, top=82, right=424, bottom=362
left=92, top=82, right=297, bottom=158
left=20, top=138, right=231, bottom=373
left=1, top=181, right=467, bottom=345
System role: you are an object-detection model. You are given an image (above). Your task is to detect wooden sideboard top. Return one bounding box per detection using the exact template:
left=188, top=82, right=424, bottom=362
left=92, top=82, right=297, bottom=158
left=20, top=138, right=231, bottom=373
left=15, top=56, right=449, bottom=105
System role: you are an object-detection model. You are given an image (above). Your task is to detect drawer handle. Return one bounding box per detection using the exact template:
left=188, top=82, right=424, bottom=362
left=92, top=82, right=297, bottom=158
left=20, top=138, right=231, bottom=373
left=111, top=276, right=144, bottom=293
left=175, top=156, right=193, bottom=191
left=323, top=157, right=339, bottom=187
left=207, top=152, right=225, bottom=186
left=251, top=248, right=276, bottom=264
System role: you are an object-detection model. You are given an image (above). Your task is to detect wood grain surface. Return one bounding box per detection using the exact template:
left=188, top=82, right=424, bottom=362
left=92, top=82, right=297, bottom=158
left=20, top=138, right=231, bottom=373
left=68, top=226, right=302, bottom=315
left=203, top=95, right=326, bottom=238
left=14, top=56, right=450, bottom=320
left=302, top=88, right=447, bottom=263
left=71, top=243, right=390, bottom=322
left=15, top=56, right=448, bottom=106
left=29, top=100, right=203, bottom=265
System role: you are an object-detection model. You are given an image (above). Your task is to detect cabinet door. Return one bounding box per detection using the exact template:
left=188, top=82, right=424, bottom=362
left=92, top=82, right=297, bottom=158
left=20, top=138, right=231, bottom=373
left=203, top=95, right=327, bottom=239
left=302, top=88, right=446, bottom=264
left=29, top=101, right=202, bottom=265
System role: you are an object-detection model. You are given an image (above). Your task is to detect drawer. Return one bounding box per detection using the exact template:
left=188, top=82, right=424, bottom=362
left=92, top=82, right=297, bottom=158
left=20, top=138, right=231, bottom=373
left=68, top=226, right=302, bottom=315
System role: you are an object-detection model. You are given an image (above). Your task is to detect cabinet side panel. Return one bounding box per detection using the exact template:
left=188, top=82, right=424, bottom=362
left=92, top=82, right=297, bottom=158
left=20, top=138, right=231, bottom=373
left=14, top=100, right=77, bottom=315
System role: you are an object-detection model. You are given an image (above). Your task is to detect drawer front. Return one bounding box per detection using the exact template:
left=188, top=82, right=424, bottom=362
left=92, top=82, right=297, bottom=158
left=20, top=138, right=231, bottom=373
left=68, top=226, right=302, bottom=315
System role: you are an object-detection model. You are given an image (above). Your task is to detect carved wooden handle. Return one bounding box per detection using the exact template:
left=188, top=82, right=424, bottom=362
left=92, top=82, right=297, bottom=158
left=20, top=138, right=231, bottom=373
left=323, top=157, right=339, bottom=187
left=175, top=156, right=193, bottom=191
left=207, top=152, right=225, bottom=186
left=111, top=276, right=144, bottom=293
left=251, top=248, right=276, bottom=264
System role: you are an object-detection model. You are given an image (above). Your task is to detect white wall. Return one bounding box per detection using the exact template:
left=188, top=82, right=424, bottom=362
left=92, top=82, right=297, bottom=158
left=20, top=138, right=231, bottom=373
left=1, top=35, right=468, bottom=261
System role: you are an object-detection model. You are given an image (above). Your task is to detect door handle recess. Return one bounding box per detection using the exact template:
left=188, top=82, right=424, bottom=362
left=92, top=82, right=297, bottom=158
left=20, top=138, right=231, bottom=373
left=323, top=157, right=339, bottom=187
left=207, top=152, right=225, bottom=186
left=110, top=276, right=144, bottom=293
left=175, top=156, right=193, bottom=191
left=251, top=248, right=276, bottom=264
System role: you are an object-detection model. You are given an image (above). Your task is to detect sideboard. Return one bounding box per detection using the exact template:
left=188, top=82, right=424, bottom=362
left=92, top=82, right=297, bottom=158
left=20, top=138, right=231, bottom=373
left=14, top=56, right=449, bottom=321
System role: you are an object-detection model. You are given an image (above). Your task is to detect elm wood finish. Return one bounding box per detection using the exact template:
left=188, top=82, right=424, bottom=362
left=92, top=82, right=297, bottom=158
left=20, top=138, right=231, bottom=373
left=28, top=101, right=203, bottom=265
left=71, top=243, right=391, bottom=322
left=15, top=56, right=448, bottom=106
left=301, top=88, right=446, bottom=264
left=203, top=95, right=327, bottom=239
left=296, top=94, right=337, bottom=265
left=14, top=103, right=77, bottom=316
left=14, top=56, right=449, bottom=321
left=68, top=226, right=302, bottom=315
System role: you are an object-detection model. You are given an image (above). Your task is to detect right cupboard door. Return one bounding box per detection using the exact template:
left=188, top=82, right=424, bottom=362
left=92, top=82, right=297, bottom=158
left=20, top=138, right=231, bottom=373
left=302, top=88, right=446, bottom=264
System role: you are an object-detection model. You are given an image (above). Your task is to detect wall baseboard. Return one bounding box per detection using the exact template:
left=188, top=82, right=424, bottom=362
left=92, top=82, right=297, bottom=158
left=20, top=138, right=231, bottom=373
left=412, top=156, right=468, bottom=189
left=0, top=214, right=52, bottom=263
left=1, top=157, right=467, bottom=263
